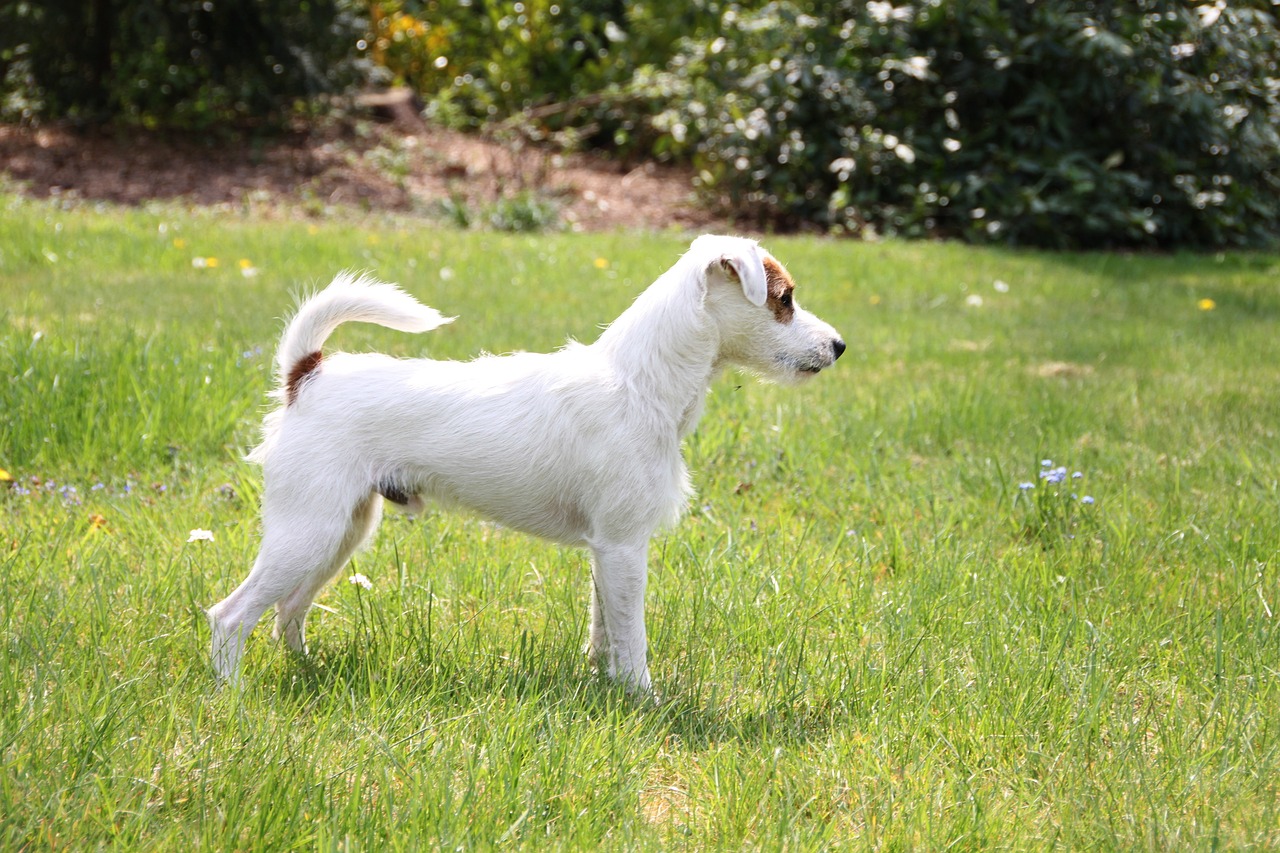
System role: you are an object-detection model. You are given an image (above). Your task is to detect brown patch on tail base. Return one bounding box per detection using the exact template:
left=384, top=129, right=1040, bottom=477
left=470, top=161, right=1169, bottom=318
left=762, top=257, right=796, bottom=324
left=285, top=351, right=322, bottom=405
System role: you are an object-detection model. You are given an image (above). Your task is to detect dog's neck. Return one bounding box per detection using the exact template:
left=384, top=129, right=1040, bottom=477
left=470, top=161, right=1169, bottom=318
left=594, top=269, right=720, bottom=438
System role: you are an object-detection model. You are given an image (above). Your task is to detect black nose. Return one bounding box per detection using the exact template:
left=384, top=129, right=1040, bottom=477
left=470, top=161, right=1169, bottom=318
left=832, top=339, right=846, bottom=360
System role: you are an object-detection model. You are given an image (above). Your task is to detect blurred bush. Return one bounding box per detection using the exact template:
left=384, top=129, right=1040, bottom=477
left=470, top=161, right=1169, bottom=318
left=634, top=1, right=1280, bottom=248
left=0, top=0, right=369, bottom=129
left=363, top=0, right=1280, bottom=248
left=365, top=0, right=725, bottom=139
left=3, top=0, right=1276, bottom=247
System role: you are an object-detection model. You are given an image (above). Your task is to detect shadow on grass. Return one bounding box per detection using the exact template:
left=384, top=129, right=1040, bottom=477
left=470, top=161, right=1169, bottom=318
left=250, top=625, right=843, bottom=750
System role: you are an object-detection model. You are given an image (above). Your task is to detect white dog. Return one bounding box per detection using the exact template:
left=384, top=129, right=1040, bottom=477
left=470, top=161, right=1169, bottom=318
left=208, top=235, right=844, bottom=692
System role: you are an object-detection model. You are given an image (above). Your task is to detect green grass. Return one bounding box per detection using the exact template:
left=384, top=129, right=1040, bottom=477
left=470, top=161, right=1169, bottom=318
left=2, top=194, right=1279, bottom=849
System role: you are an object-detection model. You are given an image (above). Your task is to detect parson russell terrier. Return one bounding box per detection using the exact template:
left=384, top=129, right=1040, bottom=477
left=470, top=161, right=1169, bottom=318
left=208, top=235, right=844, bottom=693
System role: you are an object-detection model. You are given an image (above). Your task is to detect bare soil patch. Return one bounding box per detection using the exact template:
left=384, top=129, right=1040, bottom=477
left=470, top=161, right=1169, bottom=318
left=0, top=119, right=723, bottom=232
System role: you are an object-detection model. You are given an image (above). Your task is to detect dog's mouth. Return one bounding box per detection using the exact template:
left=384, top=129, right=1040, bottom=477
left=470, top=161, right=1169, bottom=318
left=768, top=352, right=837, bottom=384
left=795, top=357, right=834, bottom=375
left=783, top=363, right=827, bottom=383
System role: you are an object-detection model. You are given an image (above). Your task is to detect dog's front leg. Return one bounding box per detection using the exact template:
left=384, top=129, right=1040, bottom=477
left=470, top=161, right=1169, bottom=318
left=587, top=541, right=652, bottom=693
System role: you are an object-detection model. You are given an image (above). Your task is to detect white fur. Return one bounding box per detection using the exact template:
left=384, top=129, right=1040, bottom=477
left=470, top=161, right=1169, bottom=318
left=208, top=236, right=844, bottom=693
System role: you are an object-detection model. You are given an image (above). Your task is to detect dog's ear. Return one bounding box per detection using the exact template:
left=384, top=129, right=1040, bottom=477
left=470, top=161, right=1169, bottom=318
left=694, top=236, right=767, bottom=307
left=716, top=254, right=768, bottom=307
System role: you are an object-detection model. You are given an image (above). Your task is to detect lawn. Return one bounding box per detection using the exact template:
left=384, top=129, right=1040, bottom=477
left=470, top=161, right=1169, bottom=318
left=2, top=195, right=1279, bottom=849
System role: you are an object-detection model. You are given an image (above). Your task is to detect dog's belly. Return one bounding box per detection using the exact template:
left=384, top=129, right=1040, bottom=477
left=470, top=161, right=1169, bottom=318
left=422, top=482, right=592, bottom=545
left=401, top=454, right=681, bottom=546
left=310, top=352, right=690, bottom=543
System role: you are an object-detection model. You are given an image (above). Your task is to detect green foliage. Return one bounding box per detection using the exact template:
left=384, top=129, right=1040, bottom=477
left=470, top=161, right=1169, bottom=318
left=364, top=0, right=1280, bottom=248
left=0, top=0, right=370, bottom=128
left=375, top=0, right=634, bottom=119
left=368, top=0, right=728, bottom=139
left=3, top=0, right=1278, bottom=246
left=438, top=189, right=563, bottom=231
left=637, top=0, right=1280, bottom=248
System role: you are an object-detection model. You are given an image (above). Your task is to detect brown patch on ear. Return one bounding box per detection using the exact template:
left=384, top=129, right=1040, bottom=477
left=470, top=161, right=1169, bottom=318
left=762, top=256, right=796, bottom=324
left=285, top=350, right=322, bottom=405
left=719, top=258, right=741, bottom=282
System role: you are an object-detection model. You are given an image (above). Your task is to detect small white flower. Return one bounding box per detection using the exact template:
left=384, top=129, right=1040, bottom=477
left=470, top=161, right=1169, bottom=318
left=187, top=528, right=214, bottom=543
left=603, top=20, right=627, bottom=43
left=993, top=279, right=1010, bottom=293
left=829, top=157, right=857, bottom=180
left=965, top=294, right=984, bottom=307
left=349, top=573, right=372, bottom=590
left=867, top=1, right=894, bottom=23
left=902, top=56, right=930, bottom=79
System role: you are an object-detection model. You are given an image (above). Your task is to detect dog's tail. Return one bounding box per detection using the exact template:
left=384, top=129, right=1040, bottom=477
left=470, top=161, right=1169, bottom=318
left=275, top=273, right=452, bottom=405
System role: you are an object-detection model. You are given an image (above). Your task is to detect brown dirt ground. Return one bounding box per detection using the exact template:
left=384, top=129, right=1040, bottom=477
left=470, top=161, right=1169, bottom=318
left=0, top=119, right=726, bottom=232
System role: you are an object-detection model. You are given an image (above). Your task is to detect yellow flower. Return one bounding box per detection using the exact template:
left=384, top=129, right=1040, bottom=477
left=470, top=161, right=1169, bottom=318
left=307, top=224, right=319, bottom=236
left=173, top=238, right=187, bottom=249
left=239, top=258, right=253, bottom=269
left=89, top=513, right=107, bottom=529
left=869, top=295, right=882, bottom=305
left=593, top=257, right=609, bottom=269
left=206, top=257, right=219, bottom=268
left=0, top=468, right=12, bottom=483
left=1198, top=298, right=1216, bottom=311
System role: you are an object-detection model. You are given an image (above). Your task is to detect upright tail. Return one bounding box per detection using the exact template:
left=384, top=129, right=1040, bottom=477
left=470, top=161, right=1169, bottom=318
left=275, top=273, right=452, bottom=405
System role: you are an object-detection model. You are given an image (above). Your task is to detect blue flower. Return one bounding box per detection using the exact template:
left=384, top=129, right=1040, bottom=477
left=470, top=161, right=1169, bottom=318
left=1080, top=495, right=1095, bottom=505
left=1072, top=471, right=1083, bottom=480
left=1040, top=466, right=1068, bottom=484
left=1018, top=482, right=1035, bottom=491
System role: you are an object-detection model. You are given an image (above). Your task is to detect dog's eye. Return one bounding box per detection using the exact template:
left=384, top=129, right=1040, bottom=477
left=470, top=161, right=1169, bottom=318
left=780, top=292, right=793, bottom=308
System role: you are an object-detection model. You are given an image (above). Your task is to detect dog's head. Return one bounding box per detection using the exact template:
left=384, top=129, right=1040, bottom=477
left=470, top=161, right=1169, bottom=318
left=689, top=235, right=845, bottom=384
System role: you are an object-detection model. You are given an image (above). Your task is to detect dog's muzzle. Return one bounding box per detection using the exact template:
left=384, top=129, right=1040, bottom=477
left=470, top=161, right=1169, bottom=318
left=800, top=338, right=846, bottom=374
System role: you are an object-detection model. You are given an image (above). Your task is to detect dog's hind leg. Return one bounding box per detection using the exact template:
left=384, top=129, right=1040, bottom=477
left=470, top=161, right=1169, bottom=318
left=587, top=541, right=652, bottom=693
left=208, top=492, right=371, bottom=684
left=273, top=494, right=383, bottom=653
left=586, top=581, right=606, bottom=670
